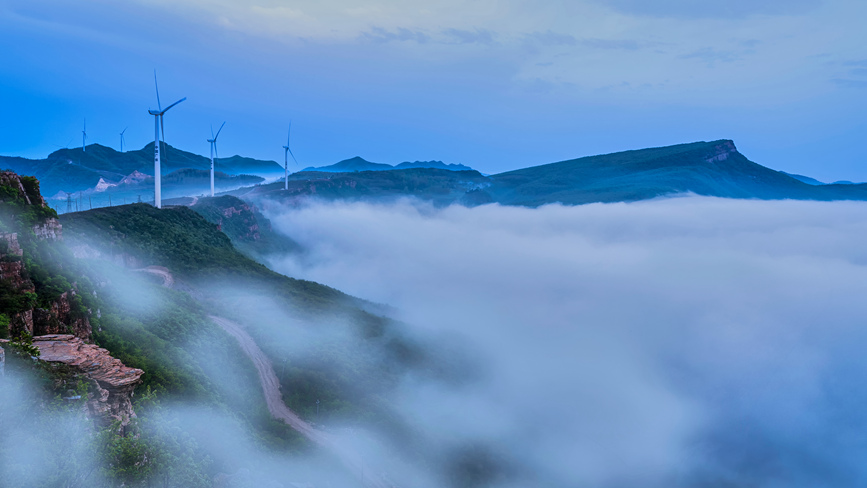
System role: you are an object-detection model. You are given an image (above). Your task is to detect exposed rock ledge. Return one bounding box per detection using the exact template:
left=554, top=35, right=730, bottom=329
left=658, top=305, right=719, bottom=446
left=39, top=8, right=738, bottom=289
left=33, top=334, right=144, bottom=427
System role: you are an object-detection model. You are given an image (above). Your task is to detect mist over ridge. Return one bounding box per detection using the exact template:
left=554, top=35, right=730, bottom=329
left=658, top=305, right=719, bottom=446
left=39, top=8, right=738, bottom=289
left=262, top=196, right=867, bottom=486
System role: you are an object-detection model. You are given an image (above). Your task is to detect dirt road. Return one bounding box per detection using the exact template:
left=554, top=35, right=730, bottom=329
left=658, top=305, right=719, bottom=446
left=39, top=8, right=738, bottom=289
left=139, top=258, right=395, bottom=486
left=133, top=266, right=174, bottom=288
left=209, top=315, right=394, bottom=488
left=209, top=315, right=324, bottom=442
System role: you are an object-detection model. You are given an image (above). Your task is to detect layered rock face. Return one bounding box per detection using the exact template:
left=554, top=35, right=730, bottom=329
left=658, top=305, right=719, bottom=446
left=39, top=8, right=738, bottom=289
left=33, top=334, right=144, bottom=427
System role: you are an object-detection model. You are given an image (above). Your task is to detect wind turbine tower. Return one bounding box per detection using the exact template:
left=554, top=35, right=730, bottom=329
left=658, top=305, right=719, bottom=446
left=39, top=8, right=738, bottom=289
left=147, top=71, right=186, bottom=209
left=82, top=119, right=87, bottom=152
left=119, top=127, right=128, bottom=152
left=208, top=122, right=225, bottom=197
left=283, top=124, right=298, bottom=190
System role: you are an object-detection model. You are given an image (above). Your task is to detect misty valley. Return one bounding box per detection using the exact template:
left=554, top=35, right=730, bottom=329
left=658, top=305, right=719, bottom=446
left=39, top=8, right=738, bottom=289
left=3, top=140, right=867, bottom=488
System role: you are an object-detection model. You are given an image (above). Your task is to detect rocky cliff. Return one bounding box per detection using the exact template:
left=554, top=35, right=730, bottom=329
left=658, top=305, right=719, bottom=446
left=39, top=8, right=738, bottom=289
left=33, top=334, right=144, bottom=427
left=0, top=171, right=142, bottom=427
left=0, top=172, right=90, bottom=340
left=0, top=232, right=91, bottom=340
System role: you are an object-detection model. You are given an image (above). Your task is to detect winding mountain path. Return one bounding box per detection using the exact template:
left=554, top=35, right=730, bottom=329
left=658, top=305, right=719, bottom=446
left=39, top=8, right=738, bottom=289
left=209, top=315, right=323, bottom=442
left=133, top=266, right=174, bottom=288
left=209, top=315, right=394, bottom=488
left=139, top=265, right=395, bottom=486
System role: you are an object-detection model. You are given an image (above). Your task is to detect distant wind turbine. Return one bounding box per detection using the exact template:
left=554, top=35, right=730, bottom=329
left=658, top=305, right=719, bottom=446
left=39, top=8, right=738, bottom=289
left=283, top=123, right=298, bottom=190
left=119, top=127, right=128, bottom=152
left=82, top=119, right=87, bottom=152
left=147, top=71, right=186, bottom=209
left=208, top=122, right=225, bottom=197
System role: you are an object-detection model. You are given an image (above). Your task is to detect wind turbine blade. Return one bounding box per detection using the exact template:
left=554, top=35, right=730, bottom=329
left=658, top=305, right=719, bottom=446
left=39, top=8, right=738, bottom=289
left=162, top=97, right=186, bottom=113
left=211, top=124, right=214, bottom=139
left=160, top=115, right=165, bottom=153
left=287, top=125, right=291, bottom=146
left=154, top=70, right=162, bottom=110
left=214, top=121, right=225, bottom=140
left=287, top=147, right=298, bottom=165
left=215, top=143, right=218, bottom=160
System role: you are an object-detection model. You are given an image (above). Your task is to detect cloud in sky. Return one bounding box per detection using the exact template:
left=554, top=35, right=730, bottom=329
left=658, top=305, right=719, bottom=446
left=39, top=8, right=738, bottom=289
left=597, top=0, right=823, bottom=19
left=264, top=197, right=867, bottom=486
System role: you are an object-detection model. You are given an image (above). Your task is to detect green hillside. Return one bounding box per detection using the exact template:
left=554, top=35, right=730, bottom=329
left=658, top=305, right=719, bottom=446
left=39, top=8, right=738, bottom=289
left=60, top=203, right=421, bottom=421
left=189, top=195, right=301, bottom=261
left=0, top=143, right=282, bottom=197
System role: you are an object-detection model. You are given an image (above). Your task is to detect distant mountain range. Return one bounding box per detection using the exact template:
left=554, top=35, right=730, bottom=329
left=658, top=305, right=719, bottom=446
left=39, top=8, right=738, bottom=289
left=241, top=140, right=867, bottom=206
left=0, top=143, right=282, bottom=196
left=6, top=139, right=867, bottom=210
left=301, top=156, right=473, bottom=173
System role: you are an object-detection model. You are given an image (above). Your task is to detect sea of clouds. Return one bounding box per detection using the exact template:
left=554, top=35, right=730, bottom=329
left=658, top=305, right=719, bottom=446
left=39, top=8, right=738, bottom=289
left=264, top=197, right=867, bottom=487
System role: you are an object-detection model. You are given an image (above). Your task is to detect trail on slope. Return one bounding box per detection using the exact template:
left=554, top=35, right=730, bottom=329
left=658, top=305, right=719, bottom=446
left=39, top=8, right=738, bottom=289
left=135, top=263, right=395, bottom=486
left=208, top=315, right=323, bottom=441
left=209, top=315, right=395, bottom=488
left=133, top=266, right=174, bottom=288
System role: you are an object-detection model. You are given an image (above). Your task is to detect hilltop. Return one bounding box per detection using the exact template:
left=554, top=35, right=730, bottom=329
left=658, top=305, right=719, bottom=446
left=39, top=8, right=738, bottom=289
left=483, top=139, right=867, bottom=206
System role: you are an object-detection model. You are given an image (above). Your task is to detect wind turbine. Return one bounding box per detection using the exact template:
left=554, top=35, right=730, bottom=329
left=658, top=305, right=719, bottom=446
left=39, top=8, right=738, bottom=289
left=147, top=71, right=186, bottom=209
left=119, top=127, right=128, bottom=152
left=82, top=119, right=87, bottom=152
left=208, top=122, right=225, bottom=197
left=283, top=123, right=298, bottom=190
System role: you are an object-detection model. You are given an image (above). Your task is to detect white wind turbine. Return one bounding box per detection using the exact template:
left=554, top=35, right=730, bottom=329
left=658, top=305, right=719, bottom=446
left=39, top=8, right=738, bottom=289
left=82, top=119, right=87, bottom=152
left=208, top=122, right=225, bottom=197
left=119, top=127, right=128, bottom=152
left=147, top=71, right=186, bottom=209
left=283, top=123, right=298, bottom=190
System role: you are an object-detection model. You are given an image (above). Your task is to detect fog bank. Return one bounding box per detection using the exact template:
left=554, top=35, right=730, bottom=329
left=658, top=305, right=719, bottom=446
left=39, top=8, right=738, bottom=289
left=265, top=197, right=867, bottom=487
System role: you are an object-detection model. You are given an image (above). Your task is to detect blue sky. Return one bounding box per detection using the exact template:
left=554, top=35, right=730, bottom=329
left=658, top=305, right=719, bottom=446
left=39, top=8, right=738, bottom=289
left=1, top=0, right=865, bottom=180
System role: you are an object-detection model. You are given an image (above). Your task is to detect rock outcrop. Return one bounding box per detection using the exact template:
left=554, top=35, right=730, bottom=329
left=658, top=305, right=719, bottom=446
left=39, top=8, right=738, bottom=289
left=33, top=334, right=144, bottom=427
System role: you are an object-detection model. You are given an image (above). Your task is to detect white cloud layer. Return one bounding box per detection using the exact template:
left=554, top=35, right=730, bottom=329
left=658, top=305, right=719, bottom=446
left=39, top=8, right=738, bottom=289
left=265, top=197, right=867, bottom=486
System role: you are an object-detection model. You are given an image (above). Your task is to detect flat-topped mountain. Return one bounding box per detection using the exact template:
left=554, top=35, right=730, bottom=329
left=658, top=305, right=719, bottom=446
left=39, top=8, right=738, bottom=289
left=483, top=140, right=867, bottom=206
